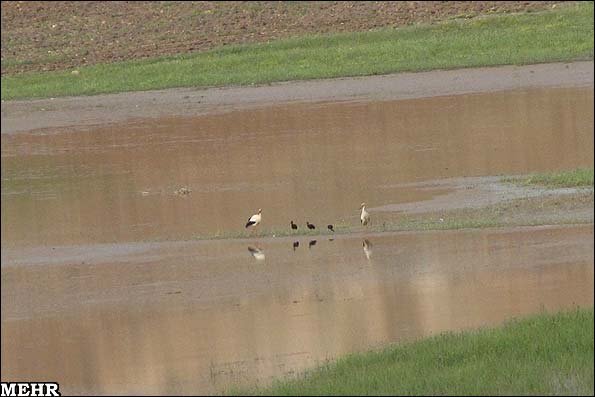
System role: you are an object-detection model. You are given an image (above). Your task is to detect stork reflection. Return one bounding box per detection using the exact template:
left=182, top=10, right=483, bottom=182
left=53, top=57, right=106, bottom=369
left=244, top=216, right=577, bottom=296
left=363, top=239, right=372, bottom=260
left=247, top=246, right=265, bottom=261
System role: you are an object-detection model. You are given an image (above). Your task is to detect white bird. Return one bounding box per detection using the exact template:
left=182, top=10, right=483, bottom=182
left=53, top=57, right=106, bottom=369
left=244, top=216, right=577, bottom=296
left=360, top=202, right=370, bottom=226
left=245, top=208, right=262, bottom=229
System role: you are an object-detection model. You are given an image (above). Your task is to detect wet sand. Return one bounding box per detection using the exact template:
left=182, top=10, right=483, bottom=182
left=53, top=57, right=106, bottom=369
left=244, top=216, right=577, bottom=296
left=1, top=61, right=593, bottom=134
left=2, top=224, right=593, bottom=395
left=375, top=176, right=594, bottom=214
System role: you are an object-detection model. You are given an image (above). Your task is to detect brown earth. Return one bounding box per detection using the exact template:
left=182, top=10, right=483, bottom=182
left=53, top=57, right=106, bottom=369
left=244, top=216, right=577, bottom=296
left=1, top=1, right=563, bottom=75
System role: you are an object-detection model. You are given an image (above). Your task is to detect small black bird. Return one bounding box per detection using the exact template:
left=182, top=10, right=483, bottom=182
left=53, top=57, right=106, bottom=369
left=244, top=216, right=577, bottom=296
left=309, top=240, right=317, bottom=248
left=293, top=241, right=299, bottom=250
left=290, top=221, right=298, bottom=230
left=327, top=224, right=334, bottom=232
left=307, top=222, right=316, bottom=230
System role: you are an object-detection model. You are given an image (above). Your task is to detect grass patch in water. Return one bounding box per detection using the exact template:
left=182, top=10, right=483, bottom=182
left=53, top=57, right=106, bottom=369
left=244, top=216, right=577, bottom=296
left=233, top=307, right=594, bottom=395
left=2, top=2, right=593, bottom=100
left=189, top=190, right=593, bottom=242
left=503, top=168, right=594, bottom=188
left=194, top=219, right=492, bottom=241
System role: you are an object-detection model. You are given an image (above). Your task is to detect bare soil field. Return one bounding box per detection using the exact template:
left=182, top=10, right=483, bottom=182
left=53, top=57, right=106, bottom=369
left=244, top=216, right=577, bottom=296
left=1, top=1, right=562, bottom=75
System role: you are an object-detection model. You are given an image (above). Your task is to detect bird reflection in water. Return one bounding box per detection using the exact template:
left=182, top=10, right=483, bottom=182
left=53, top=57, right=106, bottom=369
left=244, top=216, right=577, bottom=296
left=247, top=246, right=265, bottom=261
left=363, top=239, right=372, bottom=260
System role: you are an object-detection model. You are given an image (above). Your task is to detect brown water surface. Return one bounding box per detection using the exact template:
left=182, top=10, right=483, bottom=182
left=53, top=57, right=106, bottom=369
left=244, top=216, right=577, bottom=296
left=2, top=87, right=593, bottom=247
left=1, top=86, right=594, bottom=395
left=1, top=225, right=593, bottom=395
left=2, top=225, right=593, bottom=394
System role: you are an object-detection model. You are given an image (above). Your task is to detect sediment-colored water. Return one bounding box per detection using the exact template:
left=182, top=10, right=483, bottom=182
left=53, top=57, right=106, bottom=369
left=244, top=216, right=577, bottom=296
left=2, top=85, right=593, bottom=395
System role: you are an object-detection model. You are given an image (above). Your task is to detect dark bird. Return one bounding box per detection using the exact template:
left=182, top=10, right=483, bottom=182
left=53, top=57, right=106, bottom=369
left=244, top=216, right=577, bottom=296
left=327, top=224, right=334, bottom=232
left=290, top=220, right=298, bottom=230
left=309, top=240, right=317, bottom=248
left=293, top=241, right=299, bottom=250
left=307, top=222, right=316, bottom=230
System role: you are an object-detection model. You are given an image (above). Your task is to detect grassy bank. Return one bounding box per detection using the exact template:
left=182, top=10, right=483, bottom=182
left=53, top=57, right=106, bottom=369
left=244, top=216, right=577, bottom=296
left=235, top=308, right=594, bottom=395
left=2, top=2, right=593, bottom=100
left=504, top=168, right=595, bottom=188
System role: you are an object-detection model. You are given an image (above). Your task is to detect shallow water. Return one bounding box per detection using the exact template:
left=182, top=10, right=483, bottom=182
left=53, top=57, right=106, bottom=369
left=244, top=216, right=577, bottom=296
left=1, top=87, right=593, bottom=247
left=1, top=225, right=593, bottom=395
left=1, top=86, right=594, bottom=395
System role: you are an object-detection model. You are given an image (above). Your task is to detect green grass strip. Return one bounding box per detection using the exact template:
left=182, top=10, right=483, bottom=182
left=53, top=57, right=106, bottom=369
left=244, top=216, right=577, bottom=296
left=2, top=2, right=593, bottom=100
left=235, top=307, right=594, bottom=395
left=504, top=168, right=594, bottom=188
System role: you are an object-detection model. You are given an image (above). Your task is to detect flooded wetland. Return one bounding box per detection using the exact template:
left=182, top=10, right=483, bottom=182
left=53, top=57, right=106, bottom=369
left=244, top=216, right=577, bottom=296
left=1, top=82, right=594, bottom=394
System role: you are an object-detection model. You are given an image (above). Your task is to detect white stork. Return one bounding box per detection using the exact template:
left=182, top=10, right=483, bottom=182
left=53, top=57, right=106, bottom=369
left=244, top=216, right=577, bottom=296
left=245, top=208, right=262, bottom=229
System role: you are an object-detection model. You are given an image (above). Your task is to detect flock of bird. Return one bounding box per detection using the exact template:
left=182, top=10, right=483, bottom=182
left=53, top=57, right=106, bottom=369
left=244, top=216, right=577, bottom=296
left=245, top=202, right=371, bottom=232
left=245, top=203, right=371, bottom=260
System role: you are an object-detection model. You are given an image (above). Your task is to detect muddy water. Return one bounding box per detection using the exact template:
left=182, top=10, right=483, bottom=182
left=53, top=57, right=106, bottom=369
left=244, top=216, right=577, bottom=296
left=1, top=86, right=594, bottom=394
left=2, top=87, right=593, bottom=247
left=2, top=225, right=593, bottom=395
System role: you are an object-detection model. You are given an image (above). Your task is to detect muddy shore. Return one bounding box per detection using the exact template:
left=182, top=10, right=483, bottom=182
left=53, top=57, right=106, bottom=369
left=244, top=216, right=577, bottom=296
left=2, top=61, right=593, bottom=134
